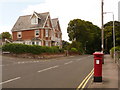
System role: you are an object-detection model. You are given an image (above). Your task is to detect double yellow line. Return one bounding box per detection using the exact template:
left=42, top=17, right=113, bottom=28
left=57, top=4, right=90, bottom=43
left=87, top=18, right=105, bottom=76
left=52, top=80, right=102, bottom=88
left=76, top=68, right=94, bottom=90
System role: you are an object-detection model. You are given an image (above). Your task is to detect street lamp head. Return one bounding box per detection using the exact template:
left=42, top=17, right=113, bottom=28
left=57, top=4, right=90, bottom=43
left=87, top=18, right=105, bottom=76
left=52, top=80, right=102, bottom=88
left=103, top=12, right=114, bottom=14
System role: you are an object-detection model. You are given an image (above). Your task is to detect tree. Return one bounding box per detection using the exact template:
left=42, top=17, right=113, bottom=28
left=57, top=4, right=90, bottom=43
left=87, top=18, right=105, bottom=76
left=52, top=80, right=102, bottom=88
left=67, top=19, right=89, bottom=43
left=68, top=41, right=83, bottom=53
left=0, top=34, right=2, bottom=39
left=67, top=19, right=101, bottom=54
left=104, top=21, right=120, bottom=53
left=62, top=40, right=70, bottom=50
left=1, top=32, right=11, bottom=40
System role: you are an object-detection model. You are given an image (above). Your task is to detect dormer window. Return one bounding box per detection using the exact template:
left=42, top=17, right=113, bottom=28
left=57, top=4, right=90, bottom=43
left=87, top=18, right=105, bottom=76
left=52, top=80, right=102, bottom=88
left=30, top=12, right=41, bottom=25
left=17, top=32, right=22, bottom=38
left=31, top=17, right=38, bottom=24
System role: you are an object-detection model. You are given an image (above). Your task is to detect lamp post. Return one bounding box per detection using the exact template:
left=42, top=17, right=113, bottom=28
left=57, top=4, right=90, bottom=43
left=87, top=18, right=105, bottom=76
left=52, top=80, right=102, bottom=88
left=104, top=12, right=116, bottom=62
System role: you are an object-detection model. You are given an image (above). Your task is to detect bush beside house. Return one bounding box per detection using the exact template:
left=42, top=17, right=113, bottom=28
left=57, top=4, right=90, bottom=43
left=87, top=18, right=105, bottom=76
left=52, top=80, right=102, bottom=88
left=2, top=43, right=63, bottom=55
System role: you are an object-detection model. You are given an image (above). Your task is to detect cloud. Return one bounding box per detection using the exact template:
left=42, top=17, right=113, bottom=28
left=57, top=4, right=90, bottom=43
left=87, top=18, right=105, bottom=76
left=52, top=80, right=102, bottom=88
left=0, top=0, right=45, bottom=3
left=22, top=0, right=103, bottom=41
left=21, top=0, right=120, bottom=41
left=0, top=26, right=12, bottom=34
left=1, top=0, right=119, bottom=42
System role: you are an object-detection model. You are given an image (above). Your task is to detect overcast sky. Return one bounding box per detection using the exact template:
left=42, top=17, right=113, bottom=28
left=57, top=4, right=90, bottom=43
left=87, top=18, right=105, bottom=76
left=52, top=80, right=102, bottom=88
left=0, top=0, right=120, bottom=41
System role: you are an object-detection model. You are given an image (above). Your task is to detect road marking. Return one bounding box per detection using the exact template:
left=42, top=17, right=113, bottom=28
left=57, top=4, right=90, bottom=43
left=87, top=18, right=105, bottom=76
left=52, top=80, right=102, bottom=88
left=17, top=60, right=41, bottom=64
left=76, top=68, right=94, bottom=90
left=0, top=77, right=21, bottom=85
left=69, top=56, right=75, bottom=57
left=38, top=65, right=59, bottom=73
left=17, top=62, right=21, bottom=64
left=88, top=55, right=92, bottom=57
left=76, top=55, right=92, bottom=61
left=64, top=61, right=73, bottom=65
left=76, top=59, right=82, bottom=61
left=82, top=71, right=93, bottom=88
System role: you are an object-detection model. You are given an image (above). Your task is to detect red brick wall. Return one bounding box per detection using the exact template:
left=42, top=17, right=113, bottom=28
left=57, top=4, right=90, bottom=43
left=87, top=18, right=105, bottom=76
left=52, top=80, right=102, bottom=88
left=12, top=32, right=17, bottom=41
left=12, top=29, right=43, bottom=41
left=12, top=29, right=52, bottom=41
left=22, top=30, right=34, bottom=40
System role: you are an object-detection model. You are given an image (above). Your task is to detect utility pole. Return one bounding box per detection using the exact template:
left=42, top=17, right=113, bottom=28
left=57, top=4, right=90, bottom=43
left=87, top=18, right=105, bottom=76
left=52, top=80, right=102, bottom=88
left=101, top=0, right=104, bottom=64
left=112, top=14, right=116, bottom=63
left=101, top=0, right=104, bottom=53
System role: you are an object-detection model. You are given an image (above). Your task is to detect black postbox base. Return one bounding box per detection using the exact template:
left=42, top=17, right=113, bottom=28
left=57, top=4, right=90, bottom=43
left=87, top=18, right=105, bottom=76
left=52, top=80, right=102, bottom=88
left=94, top=76, right=102, bottom=82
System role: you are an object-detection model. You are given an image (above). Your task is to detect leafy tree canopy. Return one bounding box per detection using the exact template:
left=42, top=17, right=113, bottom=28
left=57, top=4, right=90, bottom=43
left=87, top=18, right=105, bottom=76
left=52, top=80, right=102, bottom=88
left=1, top=32, right=11, bottom=40
left=67, top=19, right=101, bottom=54
left=104, top=21, right=120, bottom=53
left=62, top=40, right=70, bottom=50
left=0, top=34, right=2, bottom=39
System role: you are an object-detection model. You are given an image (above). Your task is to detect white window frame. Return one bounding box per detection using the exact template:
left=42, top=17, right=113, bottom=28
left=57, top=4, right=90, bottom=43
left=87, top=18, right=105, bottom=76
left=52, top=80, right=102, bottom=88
left=17, top=32, right=22, bottom=38
left=32, top=41, right=35, bottom=45
left=36, top=42, right=39, bottom=45
left=46, top=20, right=50, bottom=27
left=58, top=33, right=60, bottom=38
left=39, top=41, right=41, bottom=46
left=29, top=42, right=31, bottom=45
left=45, top=30, right=49, bottom=37
left=31, top=17, right=38, bottom=24
left=35, top=30, right=40, bottom=37
left=45, top=41, right=49, bottom=46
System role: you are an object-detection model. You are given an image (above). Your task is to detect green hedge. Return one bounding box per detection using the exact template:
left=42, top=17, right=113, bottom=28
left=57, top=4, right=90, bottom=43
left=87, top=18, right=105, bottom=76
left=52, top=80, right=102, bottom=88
left=110, top=46, right=120, bottom=58
left=2, top=43, right=63, bottom=54
left=70, top=48, right=78, bottom=52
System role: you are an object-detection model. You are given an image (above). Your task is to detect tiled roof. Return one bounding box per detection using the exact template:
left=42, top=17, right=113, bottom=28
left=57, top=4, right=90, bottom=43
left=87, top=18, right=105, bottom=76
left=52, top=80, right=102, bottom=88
left=12, top=12, right=49, bottom=31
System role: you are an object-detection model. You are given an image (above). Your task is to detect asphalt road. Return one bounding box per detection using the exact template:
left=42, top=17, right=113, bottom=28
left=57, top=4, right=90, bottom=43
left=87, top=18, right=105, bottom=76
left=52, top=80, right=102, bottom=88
left=1, top=55, right=93, bottom=88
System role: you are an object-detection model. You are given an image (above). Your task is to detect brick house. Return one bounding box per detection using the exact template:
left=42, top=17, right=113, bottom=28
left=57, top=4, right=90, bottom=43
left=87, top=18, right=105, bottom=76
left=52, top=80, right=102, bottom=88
left=11, top=12, right=62, bottom=48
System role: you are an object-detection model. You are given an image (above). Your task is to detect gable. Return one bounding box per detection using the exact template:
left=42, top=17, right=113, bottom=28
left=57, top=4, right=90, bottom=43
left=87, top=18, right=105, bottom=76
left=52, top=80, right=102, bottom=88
left=57, top=21, right=61, bottom=32
left=30, top=11, right=41, bottom=19
left=44, top=15, right=53, bottom=28
left=52, top=18, right=61, bottom=32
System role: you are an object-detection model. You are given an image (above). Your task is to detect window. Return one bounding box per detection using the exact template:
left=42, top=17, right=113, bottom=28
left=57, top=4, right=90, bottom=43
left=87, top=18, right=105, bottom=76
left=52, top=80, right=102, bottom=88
left=35, top=30, right=40, bottom=37
left=29, top=42, right=31, bottom=45
left=36, top=41, right=41, bottom=45
left=36, top=42, right=39, bottom=45
left=58, top=34, right=60, bottom=38
left=46, top=20, right=50, bottom=27
left=31, top=17, right=38, bottom=24
left=32, top=42, right=35, bottom=45
left=25, top=41, right=31, bottom=45
left=45, top=30, right=49, bottom=37
left=17, top=32, right=22, bottom=38
left=45, top=41, right=49, bottom=46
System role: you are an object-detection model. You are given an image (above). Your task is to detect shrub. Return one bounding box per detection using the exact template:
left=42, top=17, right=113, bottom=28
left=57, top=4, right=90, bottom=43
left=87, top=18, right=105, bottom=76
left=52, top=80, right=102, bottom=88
left=70, top=48, right=78, bottom=52
left=59, top=48, right=64, bottom=53
left=68, top=41, right=84, bottom=54
left=110, top=46, right=120, bottom=58
left=2, top=43, right=61, bottom=54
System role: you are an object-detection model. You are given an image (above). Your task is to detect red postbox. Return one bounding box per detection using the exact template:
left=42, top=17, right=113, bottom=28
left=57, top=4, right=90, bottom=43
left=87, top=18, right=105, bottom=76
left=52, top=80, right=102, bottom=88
left=93, top=52, right=103, bottom=82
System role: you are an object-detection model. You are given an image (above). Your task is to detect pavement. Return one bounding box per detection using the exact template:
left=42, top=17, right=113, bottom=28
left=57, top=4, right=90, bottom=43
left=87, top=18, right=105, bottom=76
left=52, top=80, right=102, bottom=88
left=88, top=55, right=119, bottom=89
